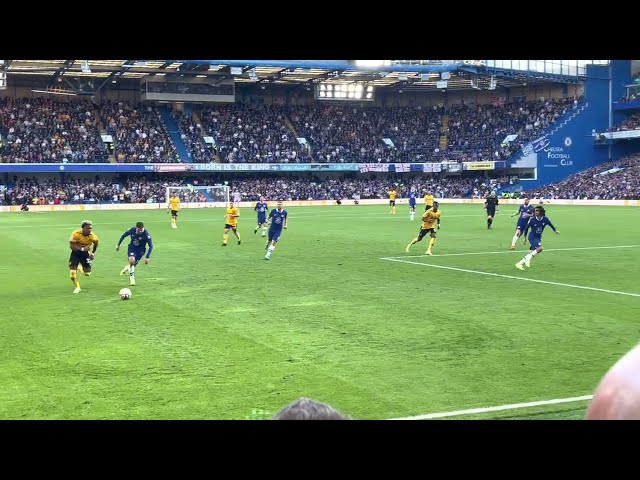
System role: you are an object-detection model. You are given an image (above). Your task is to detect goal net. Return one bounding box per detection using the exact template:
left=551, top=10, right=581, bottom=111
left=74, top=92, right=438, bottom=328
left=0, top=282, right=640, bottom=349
left=166, top=184, right=230, bottom=207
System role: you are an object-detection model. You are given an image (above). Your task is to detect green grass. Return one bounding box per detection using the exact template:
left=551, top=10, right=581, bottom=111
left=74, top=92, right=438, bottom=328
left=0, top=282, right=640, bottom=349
left=0, top=204, right=638, bottom=419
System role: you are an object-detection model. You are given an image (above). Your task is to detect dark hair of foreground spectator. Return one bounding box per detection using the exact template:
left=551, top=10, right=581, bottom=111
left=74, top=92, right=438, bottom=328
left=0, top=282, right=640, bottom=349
left=272, top=397, right=351, bottom=420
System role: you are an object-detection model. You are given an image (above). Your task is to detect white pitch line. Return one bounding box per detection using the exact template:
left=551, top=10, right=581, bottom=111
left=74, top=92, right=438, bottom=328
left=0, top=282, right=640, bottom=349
left=380, top=257, right=640, bottom=297
left=390, top=394, right=593, bottom=420
left=392, top=244, right=640, bottom=259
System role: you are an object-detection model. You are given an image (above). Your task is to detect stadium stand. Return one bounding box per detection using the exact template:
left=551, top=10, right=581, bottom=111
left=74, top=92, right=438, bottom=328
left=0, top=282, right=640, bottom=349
left=527, top=154, right=640, bottom=200
left=198, top=104, right=312, bottom=163
left=0, top=175, right=518, bottom=205
left=100, top=101, right=178, bottom=163
left=0, top=97, right=107, bottom=163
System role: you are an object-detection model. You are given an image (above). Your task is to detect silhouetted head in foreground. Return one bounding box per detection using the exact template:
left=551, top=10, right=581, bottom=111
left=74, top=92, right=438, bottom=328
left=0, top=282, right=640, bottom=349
left=586, top=343, right=640, bottom=420
left=272, top=397, right=351, bottom=420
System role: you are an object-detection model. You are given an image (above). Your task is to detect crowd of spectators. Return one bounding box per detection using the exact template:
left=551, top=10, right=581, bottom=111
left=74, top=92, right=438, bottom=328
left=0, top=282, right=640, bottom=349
left=0, top=97, right=107, bottom=163
left=0, top=175, right=226, bottom=205
left=5, top=158, right=640, bottom=204
left=173, top=111, right=215, bottom=163
left=443, top=98, right=577, bottom=162
left=288, top=105, right=411, bottom=163
left=227, top=175, right=517, bottom=201
left=528, top=154, right=640, bottom=200
left=2, top=177, right=119, bottom=205
left=2, top=97, right=580, bottom=166
left=613, top=112, right=640, bottom=131
left=198, top=105, right=312, bottom=164
left=1, top=174, right=518, bottom=205
left=100, top=101, right=178, bottom=163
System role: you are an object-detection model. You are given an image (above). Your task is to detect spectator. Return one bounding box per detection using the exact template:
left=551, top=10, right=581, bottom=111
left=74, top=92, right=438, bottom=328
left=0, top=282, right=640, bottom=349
left=529, top=154, right=640, bottom=200
left=586, top=343, right=640, bottom=420
left=272, top=397, right=351, bottom=420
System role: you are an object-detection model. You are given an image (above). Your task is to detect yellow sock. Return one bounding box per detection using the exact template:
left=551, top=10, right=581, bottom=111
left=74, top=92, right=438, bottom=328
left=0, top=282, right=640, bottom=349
left=411, top=237, right=418, bottom=245
left=223, top=233, right=229, bottom=244
left=428, top=237, right=437, bottom=251
left=236, top=232, right=241, bottom=241
left=70, top=271, right=80, bottom=288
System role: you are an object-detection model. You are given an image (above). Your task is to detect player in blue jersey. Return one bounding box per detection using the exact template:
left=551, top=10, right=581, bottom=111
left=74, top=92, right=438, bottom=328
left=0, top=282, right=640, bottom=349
left=515, top=206, right=559, bottom=270
left=116, top=221, right=154, bottom=286
left=254, top=196, right=269, bottom=237
left=510, top=197, right=535, bottom=249
left=408, top=189, right=417, bottom=221
left=265, top=201, right=288, bottom=260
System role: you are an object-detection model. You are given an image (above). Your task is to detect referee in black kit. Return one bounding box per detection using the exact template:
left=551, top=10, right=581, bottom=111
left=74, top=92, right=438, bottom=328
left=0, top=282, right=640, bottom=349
left=484, top=191, right=499, bottom=229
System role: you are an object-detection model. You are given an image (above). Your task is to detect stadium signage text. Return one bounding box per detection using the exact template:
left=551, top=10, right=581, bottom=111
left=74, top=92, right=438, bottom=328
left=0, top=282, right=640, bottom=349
left=543, top=146, right=573, bottom=167
left=464, top=162, right=495, bottom=171
left=0, top=161, right=507, bottom=173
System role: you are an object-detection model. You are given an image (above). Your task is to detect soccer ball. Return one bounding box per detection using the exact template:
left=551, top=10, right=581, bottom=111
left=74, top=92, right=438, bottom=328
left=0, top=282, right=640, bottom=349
left=119, top=288, right=132, bottom=300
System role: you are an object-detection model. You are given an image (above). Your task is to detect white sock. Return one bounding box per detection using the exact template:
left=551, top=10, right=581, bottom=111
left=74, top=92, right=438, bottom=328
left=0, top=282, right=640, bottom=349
left=410, top=211, right=415, bottom=220
left=531, top=250, right=538, bottom=257
left=524, top=253, right=534, bottom=261
left=265, top=245, right=275, bottom=258
left=129, top=265, right=135, bottom=276
left=262, top=226, right=267, bottom=236
left=511, top=234, right=518, bottom=246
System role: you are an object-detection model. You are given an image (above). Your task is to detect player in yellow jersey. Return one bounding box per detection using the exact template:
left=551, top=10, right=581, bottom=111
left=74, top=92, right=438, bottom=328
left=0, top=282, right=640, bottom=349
left=388, top=189, right=397, bottom=215
left=423, top=191, right=440, bottom=228
left=424, top=192, right=434, bottom=211
left=168, top=194, right=180, bottom=229
left=68, top=220, right=99, bottom=294
left=222, top=202, right=241, bottom=246
left=405, top=202, right=441, bottom=255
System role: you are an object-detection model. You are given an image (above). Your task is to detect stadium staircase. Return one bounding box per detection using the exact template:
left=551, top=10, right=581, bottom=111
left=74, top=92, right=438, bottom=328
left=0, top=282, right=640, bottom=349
left=95, top=111, right=117, bottom=163
left=191, top=109, right=221, bottom=163
left=549, top=102, right=589, bottom=135
left=285, top=116, right=298, bottom=137
left=159, top=106, right=191, bottom=163
left=285, top=114, right=313, bottom=158
left=439, top=114, right=449, bottom=150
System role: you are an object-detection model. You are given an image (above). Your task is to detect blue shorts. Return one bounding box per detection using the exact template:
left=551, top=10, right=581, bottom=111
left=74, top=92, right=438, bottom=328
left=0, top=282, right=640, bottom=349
left=528, top=234, right=542, bottom=250
left=268, top=228, right=283, bottom=242
left=409, top=201, right=416, bottom=209
left=516, top=219, right=528, bottom=232
left=257, top=214, right=267, bottom=224
left=128, top=248, right=146, bottom=264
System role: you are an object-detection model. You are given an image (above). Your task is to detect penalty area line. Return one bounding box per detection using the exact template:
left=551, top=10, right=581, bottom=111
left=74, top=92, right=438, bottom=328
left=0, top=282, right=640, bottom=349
left=379, top=257, right=640, bottom=297
left=389, top=394, right=593, bottom=420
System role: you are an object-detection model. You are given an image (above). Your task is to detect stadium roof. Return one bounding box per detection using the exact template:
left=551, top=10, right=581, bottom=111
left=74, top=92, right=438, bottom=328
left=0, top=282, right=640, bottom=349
left=3, top=60, right=586, bottom=92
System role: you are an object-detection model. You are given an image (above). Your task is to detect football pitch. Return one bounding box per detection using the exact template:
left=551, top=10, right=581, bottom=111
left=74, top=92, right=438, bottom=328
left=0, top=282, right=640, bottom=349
left=0, top=204, right=638, bottom=420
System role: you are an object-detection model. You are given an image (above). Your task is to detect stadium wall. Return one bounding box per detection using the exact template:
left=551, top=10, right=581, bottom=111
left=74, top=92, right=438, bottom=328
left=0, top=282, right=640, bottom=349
left=3, top=84, right=578, bottom=108
left=0, top=86, right=140, bottom=103
left=513, top=64, right=611, bottom=189
left=3, top=198, right=639, bottom=213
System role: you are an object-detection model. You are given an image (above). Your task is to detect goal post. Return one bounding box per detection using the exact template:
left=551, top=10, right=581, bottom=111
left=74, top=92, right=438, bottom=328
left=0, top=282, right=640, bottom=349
left=165, top=184, right=230, bottom=207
